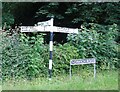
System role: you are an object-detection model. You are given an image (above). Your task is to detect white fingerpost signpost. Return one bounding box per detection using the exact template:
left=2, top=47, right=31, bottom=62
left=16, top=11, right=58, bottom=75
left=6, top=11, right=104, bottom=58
left=49, top=16, right=54, bottom=80
left=70, top=58, right=96, bottom=79
left=20, top=16, right=78, bottom=80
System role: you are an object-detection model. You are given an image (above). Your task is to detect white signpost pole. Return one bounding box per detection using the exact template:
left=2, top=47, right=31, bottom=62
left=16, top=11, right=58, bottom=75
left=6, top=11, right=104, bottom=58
left=49, top=17, right=54, bottom=80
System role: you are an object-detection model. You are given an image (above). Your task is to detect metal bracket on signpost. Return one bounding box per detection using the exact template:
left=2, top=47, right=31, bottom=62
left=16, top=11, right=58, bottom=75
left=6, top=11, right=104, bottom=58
left=70, top=58, right=96, bottom=79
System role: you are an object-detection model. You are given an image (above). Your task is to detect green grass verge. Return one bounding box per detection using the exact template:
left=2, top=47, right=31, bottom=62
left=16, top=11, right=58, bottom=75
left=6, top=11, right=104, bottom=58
left=2, top=70, right=118, bottom=90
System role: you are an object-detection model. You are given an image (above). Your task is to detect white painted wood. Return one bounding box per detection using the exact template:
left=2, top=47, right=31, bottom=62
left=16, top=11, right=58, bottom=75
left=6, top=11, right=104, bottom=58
left=20, top=26, right=78, bottom=34
left=37, top=19, right=51, bottom=26
left=49, top=60, right=52, bottom=70
left=49, top=41, right=53, bottom=51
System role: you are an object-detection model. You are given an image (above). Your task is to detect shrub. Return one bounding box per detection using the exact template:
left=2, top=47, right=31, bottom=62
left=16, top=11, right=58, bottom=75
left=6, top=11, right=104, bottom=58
left=52, top=43, right=79, bottom=75
left=1, top=31, right=79, bottom=80
left=67, top=23, right=118, bottom=69
left=1, top=32, right=47, bottom=80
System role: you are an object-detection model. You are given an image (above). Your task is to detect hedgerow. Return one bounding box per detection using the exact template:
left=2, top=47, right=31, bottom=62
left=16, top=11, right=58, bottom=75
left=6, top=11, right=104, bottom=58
left=1, top=23, right=118, bottom=81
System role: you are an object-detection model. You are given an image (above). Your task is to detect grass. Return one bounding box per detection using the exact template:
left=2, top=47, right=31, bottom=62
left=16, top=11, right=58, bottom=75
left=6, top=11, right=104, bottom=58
left=2, top=70, right=118, bottom=90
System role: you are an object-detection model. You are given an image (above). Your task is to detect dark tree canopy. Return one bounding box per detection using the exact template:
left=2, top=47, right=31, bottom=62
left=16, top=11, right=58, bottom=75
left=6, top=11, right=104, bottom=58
left=2, top=2, right=120, bottom=27
left=2, top=2, right=120, bottom=43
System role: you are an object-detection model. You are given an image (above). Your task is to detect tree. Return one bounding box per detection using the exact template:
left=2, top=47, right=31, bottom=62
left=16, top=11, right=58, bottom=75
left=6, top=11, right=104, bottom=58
left=36, top=2, right=120, bottom=26
left=2, top=2, right=120, bottom=27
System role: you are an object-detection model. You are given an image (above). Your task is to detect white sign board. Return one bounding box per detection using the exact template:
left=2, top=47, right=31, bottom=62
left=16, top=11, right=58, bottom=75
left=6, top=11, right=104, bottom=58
left=20, top=26, right=49, bottom=32
left=37, top=19, right=51, bottom=26
left=53, top=26, right=78, bottom=34
left=70, top=58, right=96, bottom=65
left=20, top=26, right=78, bottom=34
left=70, top=58, right=96, bottom=79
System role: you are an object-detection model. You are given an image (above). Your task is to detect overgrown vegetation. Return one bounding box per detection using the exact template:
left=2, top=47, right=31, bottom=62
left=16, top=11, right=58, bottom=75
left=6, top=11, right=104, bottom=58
left=1, top=3, right=119, bottom=86
left=67, top=23, right=118, bottom=69
left=1, top=31, right=79, bottom=80
left=1, top=23, right=118, bottom=81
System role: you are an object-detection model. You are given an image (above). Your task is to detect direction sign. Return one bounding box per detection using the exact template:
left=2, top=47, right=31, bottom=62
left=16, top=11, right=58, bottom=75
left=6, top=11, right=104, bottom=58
left=70, top=58, right=96, bottom=65
left=20, top=26, right=78, bottom=34
left=20, top=26, right=48, bottom=32
left=53, top=26, right=78, bottom=34
left=70, top=58, right=96, bottom=79
left=37, top=19, right=51, bottom=26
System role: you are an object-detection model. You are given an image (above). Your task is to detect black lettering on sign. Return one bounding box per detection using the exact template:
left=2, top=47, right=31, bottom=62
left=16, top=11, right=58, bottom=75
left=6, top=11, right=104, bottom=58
left=70, top=58, right=96, bottom=65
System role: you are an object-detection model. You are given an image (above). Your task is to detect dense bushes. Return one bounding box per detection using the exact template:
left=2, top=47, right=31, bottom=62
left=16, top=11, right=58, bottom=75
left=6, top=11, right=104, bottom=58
left=53, top=43, right=79, bottom=75
left=67, top=23, right=118, bottom=69
left=1, top=23, right=118, bottom=80
left=1, top=32, right=46, bottom=80
left=1, top=32, right=79, bottom=80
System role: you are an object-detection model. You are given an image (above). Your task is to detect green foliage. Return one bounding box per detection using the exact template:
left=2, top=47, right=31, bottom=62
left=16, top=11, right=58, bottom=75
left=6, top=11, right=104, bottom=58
left=53, top=43, right=79, bottom=75
left=67, top=23, right=118, bottom=69
left=1, top=23, right=119, bottom=80
left=19, top=33, right=47, bottom=78
left=2, top=13, right=14, bottom=28
left=2, top=2, right=120, bottom=28
left=35, top=2, right=120, bottom=25
left=2, top=3, right=17, bottom=28
left=1, top=32, right=46, bottom=80
left=36, top=2, right=64, bottom=19
left=1, top=31, right=79, bottom=80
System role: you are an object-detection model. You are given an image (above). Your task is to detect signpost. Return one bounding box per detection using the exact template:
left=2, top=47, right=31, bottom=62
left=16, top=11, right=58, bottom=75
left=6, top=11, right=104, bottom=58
left=37, top=19, right=51, bottom=26
left=70, top=58, right=96, bottom=79
left=20, top=17, right=78, bottom=80
left=21, top=26, right=78, bottom=33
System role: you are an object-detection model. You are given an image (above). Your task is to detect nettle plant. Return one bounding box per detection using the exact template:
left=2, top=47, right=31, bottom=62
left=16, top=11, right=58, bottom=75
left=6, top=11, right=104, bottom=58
left=67, top=23, right=118, bottom=69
